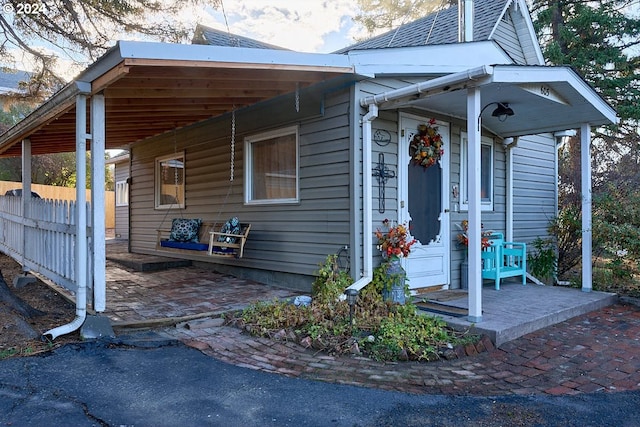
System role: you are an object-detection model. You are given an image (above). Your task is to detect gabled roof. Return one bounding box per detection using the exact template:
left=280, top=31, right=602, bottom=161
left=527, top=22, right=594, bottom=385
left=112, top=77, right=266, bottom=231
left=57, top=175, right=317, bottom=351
left=334, top=0, right=510, bottom=53
left=192, top=24, right=288, bottom=50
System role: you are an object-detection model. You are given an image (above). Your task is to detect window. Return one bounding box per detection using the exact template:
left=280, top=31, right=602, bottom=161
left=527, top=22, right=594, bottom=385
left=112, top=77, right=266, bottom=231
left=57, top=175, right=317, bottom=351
left=115, top=180, right=129, bottom=206
left=155, top=152, right=185, bottom=209
left=245, top=126, right=299, bottom=204
left=460, top=133, right=494, bottom=211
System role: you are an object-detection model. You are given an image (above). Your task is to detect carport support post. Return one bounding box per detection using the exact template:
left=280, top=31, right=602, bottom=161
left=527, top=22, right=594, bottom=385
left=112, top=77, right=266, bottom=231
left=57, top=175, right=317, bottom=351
left=581, top=123, right=592, bottom=292
left=91, top=93, right=106, bottom=311
left=467, top=86, right=482, bottom=322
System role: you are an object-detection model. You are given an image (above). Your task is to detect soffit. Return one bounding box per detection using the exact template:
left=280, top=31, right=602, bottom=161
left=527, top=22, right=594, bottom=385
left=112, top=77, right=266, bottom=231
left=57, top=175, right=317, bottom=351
left=0, top=58, right=353, bottom=157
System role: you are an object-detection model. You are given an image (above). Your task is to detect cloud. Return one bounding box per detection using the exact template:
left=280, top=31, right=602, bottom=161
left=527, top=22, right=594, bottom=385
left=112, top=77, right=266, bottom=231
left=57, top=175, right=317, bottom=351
left=200, top=0, right=367, bottom=53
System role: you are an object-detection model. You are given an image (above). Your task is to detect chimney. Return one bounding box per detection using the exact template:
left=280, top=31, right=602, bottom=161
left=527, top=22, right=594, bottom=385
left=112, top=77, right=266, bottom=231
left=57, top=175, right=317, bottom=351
left=458, top=0, right=474, bottom=42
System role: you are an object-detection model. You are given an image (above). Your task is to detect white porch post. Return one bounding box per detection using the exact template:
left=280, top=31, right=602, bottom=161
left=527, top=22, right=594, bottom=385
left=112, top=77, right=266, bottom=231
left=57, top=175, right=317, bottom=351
left=467, top=86, right=482, bottom=322
left=581, top=123, right=593, bottom=292
left=91, top=93, right=106, bottom=312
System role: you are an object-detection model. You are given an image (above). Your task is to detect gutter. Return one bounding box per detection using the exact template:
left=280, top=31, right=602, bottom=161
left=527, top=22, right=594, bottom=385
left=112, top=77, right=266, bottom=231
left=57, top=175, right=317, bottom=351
left=44, top=85, right=91, bottom=340
left=359, top=65, right=493, bottom=108
left=347, top=104, right=378, bottom=291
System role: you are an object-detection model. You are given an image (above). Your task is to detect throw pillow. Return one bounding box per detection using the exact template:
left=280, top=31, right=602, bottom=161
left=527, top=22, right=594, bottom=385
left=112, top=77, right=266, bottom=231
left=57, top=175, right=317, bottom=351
left=217, top=217, right=241, bottom=243
left=169, top=218, right=202, bottom=243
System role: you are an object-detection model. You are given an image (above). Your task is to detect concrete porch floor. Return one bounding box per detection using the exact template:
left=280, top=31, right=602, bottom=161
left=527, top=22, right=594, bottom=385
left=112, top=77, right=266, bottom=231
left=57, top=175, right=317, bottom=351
left=419, top=282, right=618, bottom=346
left=102, top=240, right=617, bottom=346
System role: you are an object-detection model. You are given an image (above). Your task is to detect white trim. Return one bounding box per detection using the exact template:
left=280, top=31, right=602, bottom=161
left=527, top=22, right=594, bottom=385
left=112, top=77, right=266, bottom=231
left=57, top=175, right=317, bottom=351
left=581, top=123, right=593, bottom=292
left=244, top=125, right=299, bottom=205
left=155, top=151, right=185, bottom=210
left=460, top=132, right=494, bottom=211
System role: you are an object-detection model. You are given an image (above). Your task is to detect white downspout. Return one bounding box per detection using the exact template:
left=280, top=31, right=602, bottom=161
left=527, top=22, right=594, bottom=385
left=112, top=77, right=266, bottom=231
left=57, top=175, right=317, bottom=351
left=20, top=138, right=31, bottom=272
left=503, top=137, right=517, bottom=242
left=45, top=84, right=91, bottom=340
left=347, top=104, right=378, bottom=291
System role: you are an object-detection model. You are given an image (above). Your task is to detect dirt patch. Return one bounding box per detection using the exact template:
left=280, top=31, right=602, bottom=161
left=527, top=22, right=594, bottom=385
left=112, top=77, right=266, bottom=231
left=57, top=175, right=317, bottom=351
left=0, top=253, right=79, bottom=358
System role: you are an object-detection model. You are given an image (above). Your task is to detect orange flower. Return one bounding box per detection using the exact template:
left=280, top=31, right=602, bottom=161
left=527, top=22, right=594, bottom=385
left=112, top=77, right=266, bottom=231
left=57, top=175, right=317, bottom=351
left=376, top=220, right=416, bottom=259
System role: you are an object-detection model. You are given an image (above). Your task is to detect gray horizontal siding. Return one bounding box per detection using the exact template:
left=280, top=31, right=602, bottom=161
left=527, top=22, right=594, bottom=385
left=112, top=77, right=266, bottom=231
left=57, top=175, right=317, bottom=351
left=512, top=134, right=556, bottom=242
left=129, top=88, right=353, bottom=281
left=493, top=11, right=526, bottom=64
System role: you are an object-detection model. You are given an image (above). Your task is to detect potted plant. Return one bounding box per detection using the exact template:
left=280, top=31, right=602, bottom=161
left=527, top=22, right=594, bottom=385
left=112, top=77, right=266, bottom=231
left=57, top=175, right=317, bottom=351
left=375, top=219, right=416, bottom=304
left=455, top=220, right=492, bottom=289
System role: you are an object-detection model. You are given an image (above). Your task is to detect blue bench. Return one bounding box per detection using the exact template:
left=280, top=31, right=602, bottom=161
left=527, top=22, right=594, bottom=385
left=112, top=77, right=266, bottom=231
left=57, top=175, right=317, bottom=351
left=481, top=233, right=526, bottom=290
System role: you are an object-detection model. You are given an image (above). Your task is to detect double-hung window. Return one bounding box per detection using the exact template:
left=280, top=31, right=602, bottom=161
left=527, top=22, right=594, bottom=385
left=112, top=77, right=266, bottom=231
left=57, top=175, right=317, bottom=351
left=460, top=133, right=494, bottom=211
left=245, top=126, right=299, bottom=204
left=155, top=152, right=185, bottom=209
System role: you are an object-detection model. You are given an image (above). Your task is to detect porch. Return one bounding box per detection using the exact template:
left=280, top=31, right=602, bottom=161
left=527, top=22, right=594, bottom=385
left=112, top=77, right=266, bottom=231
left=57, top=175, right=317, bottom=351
left=81, top=240, right=617, bottom=346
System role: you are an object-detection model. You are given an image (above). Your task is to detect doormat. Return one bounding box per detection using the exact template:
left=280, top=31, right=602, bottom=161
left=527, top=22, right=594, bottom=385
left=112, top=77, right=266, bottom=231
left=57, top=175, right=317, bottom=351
left=415, top=301, right=468, bottom=318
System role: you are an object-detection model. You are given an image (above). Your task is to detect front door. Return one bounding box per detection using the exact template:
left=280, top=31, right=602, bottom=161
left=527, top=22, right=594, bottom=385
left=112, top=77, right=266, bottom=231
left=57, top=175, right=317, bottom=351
left=398, top=114, right=450, bottom=289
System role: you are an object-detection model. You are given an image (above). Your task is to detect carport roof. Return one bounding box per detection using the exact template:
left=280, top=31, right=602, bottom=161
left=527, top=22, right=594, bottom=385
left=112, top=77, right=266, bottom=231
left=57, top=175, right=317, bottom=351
left=0, top=41, right=356, bottom=157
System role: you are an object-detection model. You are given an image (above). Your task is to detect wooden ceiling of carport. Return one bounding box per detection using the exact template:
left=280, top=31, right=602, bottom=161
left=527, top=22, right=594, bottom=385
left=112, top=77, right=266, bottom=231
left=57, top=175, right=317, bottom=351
left=0, top=59, right=349, bottom=157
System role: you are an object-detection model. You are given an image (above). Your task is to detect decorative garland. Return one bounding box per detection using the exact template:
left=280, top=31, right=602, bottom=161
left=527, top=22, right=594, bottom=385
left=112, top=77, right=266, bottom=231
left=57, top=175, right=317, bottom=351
left=409, top=118, right=443, bottom=169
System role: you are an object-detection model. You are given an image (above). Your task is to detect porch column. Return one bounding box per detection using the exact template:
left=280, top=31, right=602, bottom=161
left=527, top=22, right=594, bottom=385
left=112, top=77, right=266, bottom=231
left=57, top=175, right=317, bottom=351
left=581, top=123, right=592, bottom=292
left=467, top=86, right=482, bottom=322
left=91, top=92, right=106, bottom=312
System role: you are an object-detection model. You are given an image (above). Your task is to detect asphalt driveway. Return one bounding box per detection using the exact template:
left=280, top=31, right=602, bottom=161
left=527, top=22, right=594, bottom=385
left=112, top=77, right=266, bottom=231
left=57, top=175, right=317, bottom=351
left=1, top=333, right=639, bottom=427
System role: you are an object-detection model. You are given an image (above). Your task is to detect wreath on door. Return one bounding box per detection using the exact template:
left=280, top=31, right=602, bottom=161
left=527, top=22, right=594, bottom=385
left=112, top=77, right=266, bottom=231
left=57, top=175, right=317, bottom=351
left=409, top=118, right=443, bottom=169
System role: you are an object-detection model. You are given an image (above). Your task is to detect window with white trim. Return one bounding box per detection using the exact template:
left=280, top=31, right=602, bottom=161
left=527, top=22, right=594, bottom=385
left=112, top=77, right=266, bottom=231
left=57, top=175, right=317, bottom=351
left=155, top=152, right=185, bottom=209
left=245, top=126, right=299, bottom=204
left=460, top=133, right=494, bottom=211
left=115, top=180, right=129, bottom=206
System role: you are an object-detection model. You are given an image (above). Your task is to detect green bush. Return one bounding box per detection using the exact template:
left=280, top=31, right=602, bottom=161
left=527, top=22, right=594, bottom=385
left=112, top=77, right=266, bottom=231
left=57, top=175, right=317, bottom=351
left=527, top=237, right=557, bottom=284
left=227, top=255, right=478, bottom=362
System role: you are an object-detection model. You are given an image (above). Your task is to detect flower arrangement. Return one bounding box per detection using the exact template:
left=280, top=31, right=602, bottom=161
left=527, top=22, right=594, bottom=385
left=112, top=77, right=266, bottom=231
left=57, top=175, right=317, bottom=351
left=375, top=219, right=417, bottom=259
left=456, top=220, right=492, bottom=249
left=409, top=118, right=444, bottom=169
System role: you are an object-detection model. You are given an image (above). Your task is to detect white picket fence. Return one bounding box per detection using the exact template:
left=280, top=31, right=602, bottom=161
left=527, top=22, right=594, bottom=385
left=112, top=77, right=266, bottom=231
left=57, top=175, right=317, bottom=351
left=0, top=195, right=93, bottom=292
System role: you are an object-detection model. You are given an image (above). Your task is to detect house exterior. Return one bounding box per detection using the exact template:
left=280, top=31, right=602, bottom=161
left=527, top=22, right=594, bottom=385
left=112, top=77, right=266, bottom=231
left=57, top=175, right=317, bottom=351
left=0, top=0, right=617, bottom=330
left=106, top=151, right=130, bottom=240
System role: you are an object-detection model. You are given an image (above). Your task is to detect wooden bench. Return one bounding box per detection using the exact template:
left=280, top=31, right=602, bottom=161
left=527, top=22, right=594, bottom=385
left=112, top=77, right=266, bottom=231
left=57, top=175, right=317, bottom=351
left=156, top=220, right=251, bottom=259
left=481, top=233, right=526, bottom=290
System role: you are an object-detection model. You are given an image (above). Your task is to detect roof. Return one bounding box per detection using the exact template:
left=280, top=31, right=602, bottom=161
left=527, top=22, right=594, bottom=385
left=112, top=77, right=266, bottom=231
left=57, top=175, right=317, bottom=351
left=0, top=41, right=356, bottom=157
left=0, top=69, right=30, bottom=95
left=192, top=24, right=288, bottom=50
left=333, top=0, right=509, bottom=53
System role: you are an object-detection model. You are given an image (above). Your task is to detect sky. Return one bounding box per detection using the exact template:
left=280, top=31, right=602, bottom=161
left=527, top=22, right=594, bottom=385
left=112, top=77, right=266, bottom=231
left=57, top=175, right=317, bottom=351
left=196, top=0, right=368, bottom=53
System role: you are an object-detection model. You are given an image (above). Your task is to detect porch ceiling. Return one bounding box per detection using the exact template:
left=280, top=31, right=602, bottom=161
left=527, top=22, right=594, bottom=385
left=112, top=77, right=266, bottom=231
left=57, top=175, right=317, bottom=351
left=0, top=42, right=356, bottom=157
left=372, top=65, right=619, bottom=137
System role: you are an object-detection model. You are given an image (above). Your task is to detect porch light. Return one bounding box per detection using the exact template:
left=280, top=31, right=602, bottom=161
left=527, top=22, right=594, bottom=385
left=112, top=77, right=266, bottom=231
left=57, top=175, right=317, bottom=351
left=491, top=102, right=514, bottom=121
left=479, top=101, right=515, bottom=124
left=344, top=288, right=359, bottom=325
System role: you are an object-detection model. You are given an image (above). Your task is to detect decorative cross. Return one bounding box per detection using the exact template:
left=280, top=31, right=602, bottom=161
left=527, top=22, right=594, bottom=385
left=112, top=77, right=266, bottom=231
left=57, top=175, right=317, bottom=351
left=372, top=152, right=396, bottom=213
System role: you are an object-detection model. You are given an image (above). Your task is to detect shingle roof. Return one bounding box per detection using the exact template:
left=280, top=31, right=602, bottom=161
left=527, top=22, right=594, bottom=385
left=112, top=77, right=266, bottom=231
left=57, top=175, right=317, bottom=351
left=192, top=24, right=289, bottom=50
left=333, top=0, right=509, bottom=53
left=0, top=69, right=30, bottom=94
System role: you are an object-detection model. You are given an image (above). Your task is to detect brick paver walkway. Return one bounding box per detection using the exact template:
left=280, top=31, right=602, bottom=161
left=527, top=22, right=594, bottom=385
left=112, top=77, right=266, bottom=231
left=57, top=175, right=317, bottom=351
left=162, top=303, right=640, bottom=396
left=102, top=243, right=640, bottom=397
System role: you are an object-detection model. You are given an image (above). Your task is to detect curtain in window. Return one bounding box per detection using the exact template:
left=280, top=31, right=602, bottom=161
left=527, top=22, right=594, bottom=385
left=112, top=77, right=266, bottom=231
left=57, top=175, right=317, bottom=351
left=252, top=135, right=296, bottom=200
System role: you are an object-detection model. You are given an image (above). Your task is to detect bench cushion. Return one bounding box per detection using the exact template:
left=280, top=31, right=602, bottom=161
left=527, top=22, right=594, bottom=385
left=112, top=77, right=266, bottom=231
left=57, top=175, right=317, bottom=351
left=169, top=218, right=202, bottom=242
left=160, top=240, right=209, bottom=251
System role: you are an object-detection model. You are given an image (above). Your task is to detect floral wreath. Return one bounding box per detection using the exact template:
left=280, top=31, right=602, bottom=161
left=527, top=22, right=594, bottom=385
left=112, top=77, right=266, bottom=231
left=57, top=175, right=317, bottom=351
left=409, top=118, right=444, bottom=169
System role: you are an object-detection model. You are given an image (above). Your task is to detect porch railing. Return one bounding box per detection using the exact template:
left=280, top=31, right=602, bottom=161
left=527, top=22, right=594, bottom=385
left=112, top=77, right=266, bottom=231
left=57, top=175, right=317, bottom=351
left=0, top=196, right=93, bottom=293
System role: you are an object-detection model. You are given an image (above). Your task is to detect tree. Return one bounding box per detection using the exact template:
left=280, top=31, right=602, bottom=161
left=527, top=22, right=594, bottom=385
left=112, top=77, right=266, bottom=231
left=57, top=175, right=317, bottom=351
left=0, top=0, right=220, bottom=100
left=532, top=0, right=640, bottom=280
left=354, top=0, right=456, bottom=35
